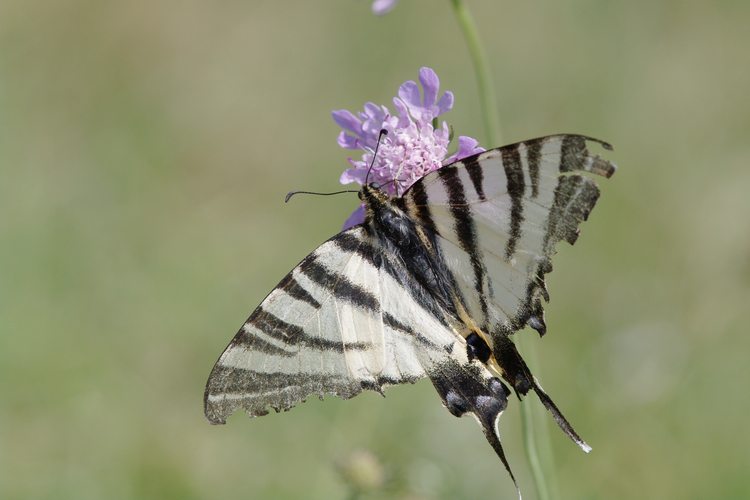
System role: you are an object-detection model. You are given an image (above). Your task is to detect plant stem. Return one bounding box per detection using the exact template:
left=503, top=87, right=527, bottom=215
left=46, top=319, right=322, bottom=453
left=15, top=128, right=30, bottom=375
left=449, top=0, right=501, bottom=145
left=449, top=2, right=558, bottom=499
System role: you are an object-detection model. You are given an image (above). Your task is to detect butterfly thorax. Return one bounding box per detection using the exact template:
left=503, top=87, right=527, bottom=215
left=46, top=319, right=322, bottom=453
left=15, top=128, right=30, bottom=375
left=360, top=184, right=418, bottom=243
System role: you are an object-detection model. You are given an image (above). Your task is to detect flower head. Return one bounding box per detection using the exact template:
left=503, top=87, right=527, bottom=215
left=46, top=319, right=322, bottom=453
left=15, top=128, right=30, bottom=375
left=370, top=0, right=399, bottom=16
left=333, top=67, right=484, bottom=229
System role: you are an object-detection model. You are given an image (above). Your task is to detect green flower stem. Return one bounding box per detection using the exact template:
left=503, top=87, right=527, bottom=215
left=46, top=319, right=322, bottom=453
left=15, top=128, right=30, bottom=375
left=449, top=1, right=558, bottom=498
left=448, top=0, right=501, bottom=145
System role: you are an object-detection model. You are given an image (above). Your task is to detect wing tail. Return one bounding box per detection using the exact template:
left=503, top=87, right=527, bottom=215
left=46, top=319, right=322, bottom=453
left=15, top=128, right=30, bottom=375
left=428, top=358, right=521, bottom=498
left=494, top=335, right=591, bottom=453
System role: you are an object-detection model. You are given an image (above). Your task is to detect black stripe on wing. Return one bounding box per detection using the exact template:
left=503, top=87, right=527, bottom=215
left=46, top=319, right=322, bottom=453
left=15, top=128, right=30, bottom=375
left=464, top=156, right=487, bottom=202
left=206, top=366, right=364, bottom=418
left=298, top=258, right=380, bottom=312
left=438, top=166, right=490, bottom=323
left=409, top=181, right=439, bottom=234
left=251, top=309, right=372, bottom=353
left=526, top=139, right=542, bottom=199
left=501, top=145, right=526, bottom=260
left=280, top=275, right=322, bottom=309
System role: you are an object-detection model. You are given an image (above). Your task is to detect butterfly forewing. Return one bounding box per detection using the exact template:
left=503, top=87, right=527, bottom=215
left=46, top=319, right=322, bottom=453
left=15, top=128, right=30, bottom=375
left=204, top=226, right=459, bottom=424
left=403, top=134, right=615, bottom=338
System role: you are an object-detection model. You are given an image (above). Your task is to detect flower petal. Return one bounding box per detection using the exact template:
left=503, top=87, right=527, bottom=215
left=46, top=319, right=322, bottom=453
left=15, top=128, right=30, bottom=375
left=339, top=166, right=367, bottom=185
left=436, top=90, right=454, bottom=115
left=332, top=109, right=362, bottom=135
left=445, top=135, right=486, bottom=164
left=391, top=97, right=412, bottom=128
left=337, top=130, right=359, bottom=149
left=363, top=102, right=385, bottom=121
left=361, top=103, right=389, bottom=142
left=398, top=80, right=421, bottom=109
left=419, top=67, right=440, bottom=107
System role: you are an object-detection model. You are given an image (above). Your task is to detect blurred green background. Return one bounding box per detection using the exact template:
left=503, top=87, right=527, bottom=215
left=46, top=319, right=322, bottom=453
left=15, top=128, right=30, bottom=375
left=2, top=1, right=749, bottom=499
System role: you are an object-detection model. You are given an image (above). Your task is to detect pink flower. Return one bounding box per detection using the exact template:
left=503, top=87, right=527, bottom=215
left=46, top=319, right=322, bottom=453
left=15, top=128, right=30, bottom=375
left=333, top=67, right=485, bottom=229
left=371, top=0, right=399, bottom=16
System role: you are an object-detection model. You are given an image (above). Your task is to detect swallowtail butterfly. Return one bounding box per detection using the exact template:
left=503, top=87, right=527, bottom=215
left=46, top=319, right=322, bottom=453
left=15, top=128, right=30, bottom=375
left=204, top=134, right=615, bottom=493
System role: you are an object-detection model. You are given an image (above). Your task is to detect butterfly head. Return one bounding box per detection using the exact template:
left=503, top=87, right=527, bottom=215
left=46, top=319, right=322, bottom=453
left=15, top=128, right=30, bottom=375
left=359, top=182, right=388, bottom=205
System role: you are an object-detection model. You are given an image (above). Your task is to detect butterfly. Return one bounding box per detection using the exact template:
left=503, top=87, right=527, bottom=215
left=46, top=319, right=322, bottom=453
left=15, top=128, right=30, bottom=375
left=204, top=134, right=615, bottom=495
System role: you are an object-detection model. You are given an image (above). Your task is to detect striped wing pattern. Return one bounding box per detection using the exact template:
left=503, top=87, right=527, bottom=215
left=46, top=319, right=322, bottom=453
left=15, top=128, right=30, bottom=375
left=204, top=226, right=460, bottom=424
left=402, top=134, right=615, bottom=342
left=204, top=134, right=615, bottom=495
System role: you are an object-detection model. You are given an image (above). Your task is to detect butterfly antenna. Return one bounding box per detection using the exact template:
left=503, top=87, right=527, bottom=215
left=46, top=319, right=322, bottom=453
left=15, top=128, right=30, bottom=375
left=288, top=129, right=387, bottom=203
left=284, top=189, right=358, bottom=203
left=365, top=129, right=388, bottom=186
